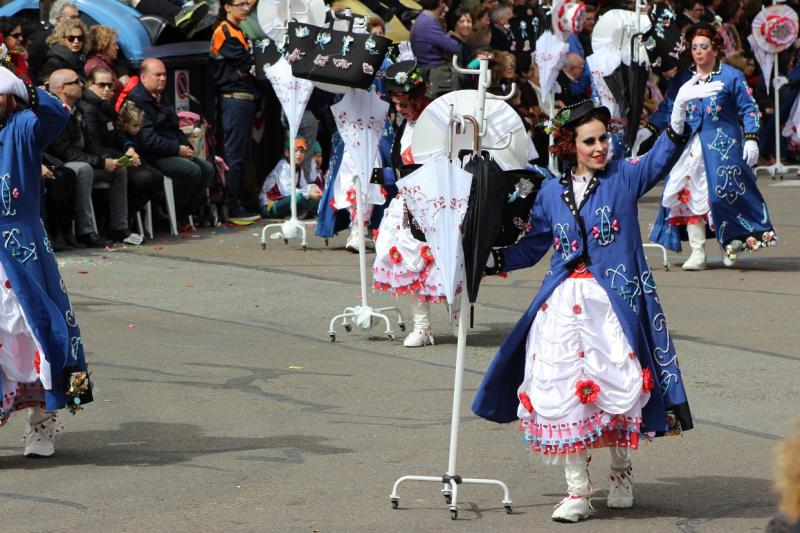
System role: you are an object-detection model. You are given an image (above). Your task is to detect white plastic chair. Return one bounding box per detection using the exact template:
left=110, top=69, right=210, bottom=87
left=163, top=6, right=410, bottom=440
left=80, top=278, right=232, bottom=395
left=163, top=176, right=179, bottom=236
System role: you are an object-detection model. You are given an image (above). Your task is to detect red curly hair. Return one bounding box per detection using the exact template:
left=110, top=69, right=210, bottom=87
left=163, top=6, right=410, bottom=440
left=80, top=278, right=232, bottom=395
left=549, top=108, right=610, bottom=164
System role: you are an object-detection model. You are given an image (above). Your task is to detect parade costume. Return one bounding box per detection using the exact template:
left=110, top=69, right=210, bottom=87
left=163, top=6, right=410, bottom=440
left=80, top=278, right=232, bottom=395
left=0, top=65, right=93, bottom=456
left=472, top=99, right=699, bottom=521
left=647, top=24, right=777, bottom=268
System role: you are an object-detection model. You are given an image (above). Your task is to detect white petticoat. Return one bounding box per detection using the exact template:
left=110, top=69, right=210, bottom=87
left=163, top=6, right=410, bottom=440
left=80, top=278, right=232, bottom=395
left=0, top=262, right=47, bottom=425
left=331, top=151, right=385, bottom=226
left=517, top=276, right=651, bottom=457
left=661, top=135, right=714, bottom=227
left=372, top=198, right=460, bottom=301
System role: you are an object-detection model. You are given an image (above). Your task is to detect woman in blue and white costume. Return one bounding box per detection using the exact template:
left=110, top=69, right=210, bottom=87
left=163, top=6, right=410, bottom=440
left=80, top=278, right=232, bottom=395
left=0, top=62, right=93, bottom=458
left=644, top=22, right=777, bottom=270
left=472, top=91, right=718, bottom=522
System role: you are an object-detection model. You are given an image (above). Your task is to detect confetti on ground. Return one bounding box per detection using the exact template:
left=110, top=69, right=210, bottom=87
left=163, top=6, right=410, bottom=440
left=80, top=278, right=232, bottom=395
left=288, top=366, right=303, bottom=370
left=187, top=283, right=194, bottom=288
left=128, top=323, right=136, bottom=329
left=77, top=271, right=89, bottom=274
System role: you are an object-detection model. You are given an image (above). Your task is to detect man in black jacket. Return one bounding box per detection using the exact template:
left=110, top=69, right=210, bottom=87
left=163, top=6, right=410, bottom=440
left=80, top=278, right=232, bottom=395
left=127, top=58, right=213, bottom=227
left=46, top=68, right=127, bottom=247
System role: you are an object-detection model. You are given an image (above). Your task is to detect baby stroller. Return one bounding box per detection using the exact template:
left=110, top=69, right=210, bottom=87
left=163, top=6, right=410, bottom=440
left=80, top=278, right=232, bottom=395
left=177, top=110, right=226, bottom=227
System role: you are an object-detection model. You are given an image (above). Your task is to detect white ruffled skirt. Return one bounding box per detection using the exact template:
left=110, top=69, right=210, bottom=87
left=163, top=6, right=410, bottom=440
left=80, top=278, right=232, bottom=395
left=517, top=276, right=652, bottom=459
left=662, top=135, right=713, bottom=227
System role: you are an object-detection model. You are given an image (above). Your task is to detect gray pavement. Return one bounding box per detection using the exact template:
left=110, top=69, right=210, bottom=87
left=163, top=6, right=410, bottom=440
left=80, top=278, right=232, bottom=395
left=1, top=179, right=799, bottom=532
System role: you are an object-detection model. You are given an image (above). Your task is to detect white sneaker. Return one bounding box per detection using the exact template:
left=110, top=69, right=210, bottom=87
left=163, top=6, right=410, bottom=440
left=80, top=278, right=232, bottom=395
left=345, top=232, right=358, bottom=253
left=607, top=465, right=634, bottom=508
left=23, top=411, right=56, bottom=458
left=681, top=251, right=706, bottom=271
left=403, top=328, right=434, bottom=347
left=552, top=494, right=593, bottom=522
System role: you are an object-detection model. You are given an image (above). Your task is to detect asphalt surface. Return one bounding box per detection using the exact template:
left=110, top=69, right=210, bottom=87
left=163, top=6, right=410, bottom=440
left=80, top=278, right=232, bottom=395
left=1, top=177, right=798, bottom=532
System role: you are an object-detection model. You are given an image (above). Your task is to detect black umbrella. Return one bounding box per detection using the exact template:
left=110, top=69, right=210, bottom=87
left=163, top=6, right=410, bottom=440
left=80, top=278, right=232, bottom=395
left=461, top=153, right=518, bottom=312
left=626, top=34, right=649, bottom=148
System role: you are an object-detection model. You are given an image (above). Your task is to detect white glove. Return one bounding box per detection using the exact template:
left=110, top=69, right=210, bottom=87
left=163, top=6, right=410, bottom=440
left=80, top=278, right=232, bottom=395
left=670, top=73, right=724, bottom=134
left=0, top=65, right=28, bottom=103
left=743, top=139, right=759, bottom=167
left=773, top=75, right=789, bottom=90
left=632, top=127, right=653, bottom=156
left=486, top=254, right=495, bottom=269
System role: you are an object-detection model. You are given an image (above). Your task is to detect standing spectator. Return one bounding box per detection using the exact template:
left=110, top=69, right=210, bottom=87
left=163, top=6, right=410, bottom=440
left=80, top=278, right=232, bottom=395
left=449, top=8, right=475, bottom=69
left=578, top=5, right=595, bottom=57
left=0, top=17, right=31, bottom=82
left=80, top=68, right=163, bottom=226
left=489, top=6, right=515, bottom=52
left=84, top=26, right=131, bottom=90
left=40, top=19, right=87, bottom=84
left=26, top=0, right=80, bottom=82
left=410, top=0, right=459, bottom=67
left=126, top=58, right=214, bottom=228
left=47, top=69, right=128, bottom=247
left=210, top=0, right=259, bottom=219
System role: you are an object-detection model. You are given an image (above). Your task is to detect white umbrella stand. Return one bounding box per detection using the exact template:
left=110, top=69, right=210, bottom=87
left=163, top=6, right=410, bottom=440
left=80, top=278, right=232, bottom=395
left=389, top=58, right=515, bottom=520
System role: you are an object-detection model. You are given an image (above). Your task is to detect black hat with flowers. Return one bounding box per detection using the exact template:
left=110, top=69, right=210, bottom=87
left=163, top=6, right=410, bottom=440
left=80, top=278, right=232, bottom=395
left=546, top=99, right=610, bottom=133
left=383, top=60, right=425, bottom=94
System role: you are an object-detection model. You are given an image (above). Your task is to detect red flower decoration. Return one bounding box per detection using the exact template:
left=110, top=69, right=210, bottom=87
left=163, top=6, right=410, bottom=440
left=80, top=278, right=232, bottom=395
left=11, top=188, right=19, bottom=199
left=575, top=379, right=600, bottom=404
left=642, top=367, right=655, bottom=393
left=497, top=271, right=508, bottom=278
left=518, top=391, right=533, bottom=413
left=571, top=240, right=579, bottom=251
left=345, top=188, right=357, bottom=204
left=591, top=226, right=600, bottom=238
left=380, top=186, right=388, bottom=199
left=389, top=246, right=402, bottom=264
left=420, top=245, right=434, bottom=264
left=4, top=280, right=10, bottom=289
left=611, top=219, right=620, bottom=231
left=553, top=236, right=560, bottom=249
left=329, top=198, right=336, bottom=210
left=372, top=228, right=379, bottom=240
left=677, top=188, right=691, bottom=204
left=33, top=351, right=40, bottom=375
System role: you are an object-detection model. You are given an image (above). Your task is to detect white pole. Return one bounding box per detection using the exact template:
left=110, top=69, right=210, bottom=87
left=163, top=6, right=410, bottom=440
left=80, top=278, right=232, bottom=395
left=773, top=53, right=782, bottom=169
left=354, top=175, right=369, bottom=308
left=289, top=134, right=298, bottom=221
left=475, top=58, right=489, bottom=147
left=446, top=277, right=469, bottom=478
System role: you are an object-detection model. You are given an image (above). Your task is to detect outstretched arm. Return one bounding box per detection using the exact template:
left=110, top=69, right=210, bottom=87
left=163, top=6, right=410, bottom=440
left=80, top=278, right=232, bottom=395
left=489, top=191, right=552, bottom=273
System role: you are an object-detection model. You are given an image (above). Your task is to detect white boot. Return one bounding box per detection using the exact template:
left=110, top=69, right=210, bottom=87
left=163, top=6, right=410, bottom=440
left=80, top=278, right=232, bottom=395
left=552, top=452, right=593, bottom=522
left=23, top=406, right=57, bottom=458
left=682, top=222, right=706, bottom=271
left=404, top=300, right=434, bottom=347
left=607, top=447, right=634, bottom=508
left=345, top=227, right=374, bottom=253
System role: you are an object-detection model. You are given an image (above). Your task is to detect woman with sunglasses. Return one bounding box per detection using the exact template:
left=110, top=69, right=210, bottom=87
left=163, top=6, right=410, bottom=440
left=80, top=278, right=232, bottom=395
left=645, top=22, right=777, bottom=270
left=40, top=19, right=86, bottom=84
left=0, top=17, right=30, bottom=83
left=472, top=82, right=721, bottom=520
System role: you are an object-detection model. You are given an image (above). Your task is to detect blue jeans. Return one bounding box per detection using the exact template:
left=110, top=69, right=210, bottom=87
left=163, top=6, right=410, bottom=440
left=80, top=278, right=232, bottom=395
left=220, top=97, right=255, bottom=205
left=151, top=156, right=214, bottom=221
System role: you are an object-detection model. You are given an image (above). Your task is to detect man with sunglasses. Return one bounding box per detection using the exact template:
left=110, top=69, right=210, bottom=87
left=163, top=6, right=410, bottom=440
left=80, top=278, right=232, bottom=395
left=0, top=62, right=94, bottom=456
left=46, top=68, right=129, bottom=247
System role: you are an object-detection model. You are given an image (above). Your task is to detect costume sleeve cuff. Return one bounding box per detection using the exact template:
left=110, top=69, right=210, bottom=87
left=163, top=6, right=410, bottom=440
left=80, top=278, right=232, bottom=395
left=485, top=248, right=505, bottom=276
left=645, top=123, right=659, bottom=136
left=666, top=123, right=691, bottom=144
left=743, top=132, right=759, bottom=142
left=24, top=83, right=38, bottom=109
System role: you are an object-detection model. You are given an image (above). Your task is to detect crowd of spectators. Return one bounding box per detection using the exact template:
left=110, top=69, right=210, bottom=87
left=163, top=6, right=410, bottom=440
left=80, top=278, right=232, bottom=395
left=1, top=0, right=799, bottom=253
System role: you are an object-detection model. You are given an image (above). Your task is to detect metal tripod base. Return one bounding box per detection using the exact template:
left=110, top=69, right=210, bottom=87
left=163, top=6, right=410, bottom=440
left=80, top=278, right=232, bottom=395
left=643, top=243, right=671, bottom=271
left=756, top=162, right=800, bottom=180
left=390, top=474, right=512, bottom=520
left=260, top=217, right=317, bottom=251
left=328, top=305, right=405, bottom=342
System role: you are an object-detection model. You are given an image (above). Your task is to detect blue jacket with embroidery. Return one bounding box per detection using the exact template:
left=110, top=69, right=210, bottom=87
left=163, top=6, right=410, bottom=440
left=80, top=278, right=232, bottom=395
left=0, top=87, right=92, bottom=414
left=646, top=64, right=774, bottom=251
left=471, top=131, right=693, bottom=436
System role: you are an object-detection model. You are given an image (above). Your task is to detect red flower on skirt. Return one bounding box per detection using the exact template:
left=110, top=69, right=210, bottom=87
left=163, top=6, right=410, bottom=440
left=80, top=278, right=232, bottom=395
left=575, top=379, right=600, bottom=404
left=420, top=245, right=434, bottom=264
left=389, top=246, right=402, bottom=264
left=329, top=198, right=336, bottom=210
left=346, top=188, right=357, bottom=204
left=677, top=188, right=691, bottom=204
left=518, top=391, right=533, bottom=413
left=372, top=228, right=379, bottom=240
left=642, top=367, right=655, bottom=393
left=33, top=350, right=40, bottom=375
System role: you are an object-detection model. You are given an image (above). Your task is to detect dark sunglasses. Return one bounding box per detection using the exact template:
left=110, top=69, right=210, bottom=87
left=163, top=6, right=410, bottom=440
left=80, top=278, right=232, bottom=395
left=63, top=78, right=84, bottom=87
left=7, top=32, right=24, bottom=39
left=94, top=81, right=114, bottom=89
left=66, top=34, right=85, bottom=43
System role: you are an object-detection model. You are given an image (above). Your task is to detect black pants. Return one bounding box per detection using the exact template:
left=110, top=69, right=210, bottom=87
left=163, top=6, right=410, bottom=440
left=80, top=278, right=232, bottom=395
left=43, top=166, right=77, bottom=238
left=128, top=163, right=164, bottom=217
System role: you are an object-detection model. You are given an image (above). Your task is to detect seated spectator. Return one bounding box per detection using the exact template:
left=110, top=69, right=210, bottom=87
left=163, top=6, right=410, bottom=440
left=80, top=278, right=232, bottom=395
left=489, top=6, right=515, bottom=52
left=449, top=8, right=474, bottom=70
left=556, top=53, right=590, bottom=107
left=46, top=69, right=128, bottom=247
left=80, top=68, right=163, bottom=228
left=0, top=17, right=31, bottom=82
left=126, top=58, right=213, bottom=227
left=310, top=141, right=325, bottom=189
left=84, top=26, right=131, bottom=91
left=367, top=16, right=386, bottom=37
left=27, top=0, right=80, bottom=82
left=40, top=19, right=86, bottom=84
left=259, top=138, right=322, bottom=219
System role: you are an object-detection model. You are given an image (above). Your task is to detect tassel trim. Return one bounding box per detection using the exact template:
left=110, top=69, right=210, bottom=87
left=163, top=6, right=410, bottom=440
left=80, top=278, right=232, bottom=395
left=520, top=412, right=642, bottom=457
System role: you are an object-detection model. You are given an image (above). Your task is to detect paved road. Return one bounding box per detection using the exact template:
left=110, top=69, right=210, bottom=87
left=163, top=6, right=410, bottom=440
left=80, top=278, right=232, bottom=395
left=1, top=180, right=798, bottom=532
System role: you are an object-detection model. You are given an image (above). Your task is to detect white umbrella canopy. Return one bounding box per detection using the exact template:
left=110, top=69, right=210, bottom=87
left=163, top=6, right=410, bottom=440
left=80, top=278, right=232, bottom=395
left=264, top=57, right=314, bottom=138
left=396, top=156, right=472, bottom=305
left=534, top=31, right=569, bottom=109
left=331, top=89, right=389, bottom=192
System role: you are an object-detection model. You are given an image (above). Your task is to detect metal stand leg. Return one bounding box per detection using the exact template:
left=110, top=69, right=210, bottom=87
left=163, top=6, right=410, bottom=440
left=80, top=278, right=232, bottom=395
left=260, top=133, right=317, bottom=251
left=643, top=243, right=671, bottom=271
left=389, top=284, right=512, bottom=519
left=328, top=176, right=403, bottom=341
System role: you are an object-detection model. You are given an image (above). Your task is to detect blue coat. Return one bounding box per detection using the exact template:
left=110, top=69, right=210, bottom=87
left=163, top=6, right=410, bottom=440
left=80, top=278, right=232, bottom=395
left=471, top=131, right=693, bottom=436
left=0, top=87, right=92, bottom=414
left=647, top=64, right=773, bottom=252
